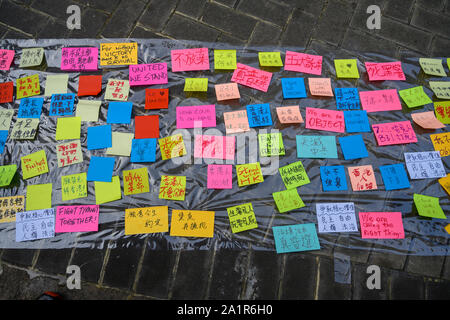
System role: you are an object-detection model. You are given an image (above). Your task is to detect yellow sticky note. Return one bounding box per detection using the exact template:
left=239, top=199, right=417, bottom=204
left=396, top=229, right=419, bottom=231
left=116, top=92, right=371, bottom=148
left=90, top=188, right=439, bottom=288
left=125, top=206, right=169, bottom=235
left=44, top=74, right=69, bottom=97
left=106, top=132, right=134, bottom=156
left=430, top=132, right=450, bottom=157
left=419, top=58, right=446, bottom=77
left=159, top=175, right=186, bottom=201
left=334, top=59, right=360, bottom=78
left=100, top=43, right=138, bottom=66
left=122, top=167, right=150, bottom=195
left=26, top=183, right=52, bottom=211
left=226, top=203, right=258, bottom=233
left=61, top=172, right=87, bottom=201
left=75, top=100, right=101, bottom=122
left=94, top=176, right=122, bottom=205
left=214, top=49, right=237, bottom=70
left=184, top=78, right=208, bottom=92
left=0, top=195, right=25, bottom=223
left=19, top=48, right=45, bottom=68
left=258, top=52, right=283, bottom=67
left=438, top=173, right=450, bottom=196
left=16, top=74, right=40, bottom=99
left=21, top=149, right=48, bottom=180
left=170, top=210, right=215, bottom=238
left=236, top=163, right=264, bottom=187
left=159, top=134, right=187, bottom=160
left=445, top=224, right=450, bottom=235
left=55, top=117, right=81, bottom=140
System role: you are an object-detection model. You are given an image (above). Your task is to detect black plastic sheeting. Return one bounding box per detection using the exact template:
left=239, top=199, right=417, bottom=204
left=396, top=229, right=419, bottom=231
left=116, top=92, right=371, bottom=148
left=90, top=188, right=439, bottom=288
left=0, top=38, right=448, bottom=255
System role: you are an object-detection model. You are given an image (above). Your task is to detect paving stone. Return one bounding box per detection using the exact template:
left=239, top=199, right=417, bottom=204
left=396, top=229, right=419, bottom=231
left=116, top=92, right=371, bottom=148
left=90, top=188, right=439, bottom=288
left=101, top=0, right=146, bottom=38
left=2, top=29, right=33, bottom=39
left=390, top=270, right=425, bottom=299
left=406, top=249, right=446, bottom=278
left=443, top=256, right=450, bottom=281
left=213, top=0, right=237, bottom=8
left=350, top=0, right=385, bottom=32
left=352, top=263, right=389, bottom=299
left=248, top=22, right=282, bottom=46
left=281, top=253, right=317, bottom=299
left=425, top=279, right=450, bottom=300
left=316, top=256, right=352, bottom=299
left=37, top=19, right=71, bottom=38
left=163, top=14, right=220, bottom=42
left=278, top=0, right=325, bottom=16
left=129, top=26, right=166, bottom=39
left=416, top=0, right=445, bottom=12
left=411, top=6, right=450, bottom=38
left=0, top=1, right=48, bottom=36
left=34, top=249, right=73, bottom=275
left=0, top=25, right=9, bottom=38
left=69, top=7, right=109, bottom=38
left=333, top=234, right=372, bottom=264
left=176, top=0, right=207, bottom=19
left=431, top=36, right=450, bottom=57
left=237, top=0, right=292, bottom=27
left=139, top=0, right=178, bottom=32
left=280, top=9, right=317, bottom=47
left=75, top=0, right=121, bottom=13
left=367, top=239, right=412, bottom=270
left=384, top=0, right=415, bottom=22
left=31, top=0, right=81, bottom=21
left=69, top=247, right=106, bottom=283
left=1, top=249, right=37, bottom=268
left=341, top=29, right=398, bottom=57
left=217, top=33, right=246, bottom=45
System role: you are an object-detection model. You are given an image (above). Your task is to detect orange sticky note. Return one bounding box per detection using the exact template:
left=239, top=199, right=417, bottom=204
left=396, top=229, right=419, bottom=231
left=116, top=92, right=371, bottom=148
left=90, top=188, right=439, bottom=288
left=438, top=173, right=450, bottom=195
left=430, top=132, right=450, bottom=157
left=78, top=75, right=102, bottom=97
left=411, top=111, right=445, bottom=129
left=276, top=106, right=303, bottom=124
left=135, top=115, right=159, bottom=139
left=308, top=78, right=333, bottom=96
left=223, top=110, right=250, bottom=134
left=145, top=88, right=169, bottom=109
left=215, top=83, right=240, bottom=101
left=348, top=165, right=378, bottom=191
left=170, top=210, right=215, bottom=238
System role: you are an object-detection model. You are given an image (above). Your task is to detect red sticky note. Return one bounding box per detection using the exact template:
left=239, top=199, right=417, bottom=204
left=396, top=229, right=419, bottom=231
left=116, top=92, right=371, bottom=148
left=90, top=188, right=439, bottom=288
left=78, top=75, right=102, bottom=97
left=135, top=115, right=159, bottom=139
left=305, top=107, right=345, bottom=133
left=145, top=88, right=169, bottom=109
left=365, top=61, right=406, bottom=81
left=0, top=82, right=14, bottom=103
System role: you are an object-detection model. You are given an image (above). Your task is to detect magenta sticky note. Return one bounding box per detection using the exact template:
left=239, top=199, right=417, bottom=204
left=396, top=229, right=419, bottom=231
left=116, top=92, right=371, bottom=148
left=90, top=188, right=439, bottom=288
left=305, top=107, right=345, bottom=133
left=176, top=105, right=216, bottom=128
left=0, top=49, right=15, bottom=71
left=171, top=47, right=210, bottom=72
left=129, top=63, right=168, bottom=86
left=284, top=51, right=322, bottom=75
left=194, top=135, right=235, bottom=160
left=359, top=89, right=402, bottom=113
left=207, top=164, right=233, bottom=189
left=55, top=205, right=99, bottom=233
left=231, top=63, right=272, bottom=92
left=359, top=212, right=405, bottom=239
left=61, top=47, right=98, bottom=71
left=372, top=121, right=417, bottom=146
left=365, top=61, right=406, bottom=81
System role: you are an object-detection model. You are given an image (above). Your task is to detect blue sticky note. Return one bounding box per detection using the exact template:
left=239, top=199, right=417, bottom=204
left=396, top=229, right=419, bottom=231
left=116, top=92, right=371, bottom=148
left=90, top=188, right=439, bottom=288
left=379, top=164, right=410, bottom=191
left=296, top=135, right=338, bottom=159
left=87, top=157, right=115, bottom=182
left=281, top=78, right=307, bottom=99
left=344, top=110, right=370, bottom=133
left=17, top=97, right=44, bottom=118
left=107, top=102, right=133, bottom=124
left=320, top=165, right=348, bottom=191
left=130, top=138, right=157, bottom=162
left=246, top=103, right=272, bottom=127
left=339, top=135, right=368, bottom=160
left=273, top=223, right=320, bottom=253
left=87, top=125, right=112, bottom=150
left=0, top=130, right=8, bottom=154
left=335, top=88, right=360, bottom=110
left=49, top=93, right=75, bottom=116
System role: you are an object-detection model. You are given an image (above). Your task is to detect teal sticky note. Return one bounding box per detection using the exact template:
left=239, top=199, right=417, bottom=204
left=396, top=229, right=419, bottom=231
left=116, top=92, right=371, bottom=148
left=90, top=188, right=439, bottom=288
left=272, top=223, right=320, bottom=253
left=296, top=135, right=337, bottom=159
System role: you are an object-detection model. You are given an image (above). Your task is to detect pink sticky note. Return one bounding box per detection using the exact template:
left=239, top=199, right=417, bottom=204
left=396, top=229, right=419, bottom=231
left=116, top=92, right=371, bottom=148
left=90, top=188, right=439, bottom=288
left=372, top=121, right=417, bottom=146
left=0, top=49, right=15, bottom=71
left=176, top=104, right=216, bottom=128
left=194, top=135, right=235, bottom=160
left=207, top=164, right=233, bottom=189
left=365, top=61, right=406, bottom=81
left=305, top=107, right=345, bottom=133
left=359, top=89, right=402, bottom=113
left=359, top=212, right=405, bottom=239
left=55, top=205, right=99, bottom=233
left=231, top=63, right=272, bottom=92
left=276, top=106, right=304, bottom=124
left=129, top=63, right=168, bottom=86
left=284, top=51, right=322, bottom=75
left=308, top=78, right=333, bottom=96
left=171, top=48, right=210, bottom=72
left=411, top=111, right=445, bottom=129
left=61, top=47, right=98, bottom=71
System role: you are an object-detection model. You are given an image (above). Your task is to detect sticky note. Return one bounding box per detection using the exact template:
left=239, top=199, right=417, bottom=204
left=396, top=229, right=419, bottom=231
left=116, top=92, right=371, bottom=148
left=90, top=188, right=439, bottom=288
left=145, top=88, right=169, bottom=109
left=44, top=74, right=69, bottom=97
left=308, top=78, right=333, bottom=96
left=227, top=203, right=257, bottom=233
left=87, top=156, right=115, bottom=182
left=434, top=101, right=450, bottom=124
left=429, top=81, right=450, bottom=100
left=236, top=162, right=264, bottom=187
left=21, top=149, right=48, bottom=180
left=130, top=138, right=157, bottom=163
left=0, top=49, right=15, bottom=71
left=135, top=115, right=159, bottom=139
left=246, top=103, right=272, bottom=127
left=258, top=52, right=283, bottom=67
left=56, top=140, right=83, bottom=168
left=334, top=59, right=359, bottom=78
left=411, top=111, right=445, bottom=129
left=273, top=188, right=305, bottom=213
left=276, top=106, right=303, bottom=124
left=184, top=78, right=208, bottom=92
left=214, top=49, right=236, bottom=70
left=348, top=165, right=378, bottom=191
left=339, top=135, right=368, bottom=160
left=279, top=161, right=310, bottom=189
left=430, top=132, right=450, bottom=157
left=171, top=47, right=210, bottom=72
left=284, top=51, right=322, bottom=75
left=273, top=224, right=320, bottom=253
left=87, top=124, right=112, bottom=150
left=55, top=117, right=81, bottom=141
left=0, top=108, right=14, bottom=131
left=16, top=209, right=55, bottom=242
left=379, top=164, right=410, bottom=191
left=19, top=48, right=44, bottom=68
left=0, top=195, right=24, bottom=223
left=75, top=100, right=101, bottom=122
left=215, top=83, right=240, bottom=101
left=170, top=210, right=214, bottom=238
left=258, top=133, right=285, bottom=157
left=100, top=42, right=138, bottom=66
left=359, top=212, right=404, bottom=239
left=16, top=74, right=40, bottom=99
left=106, top=101, right=132, bottom=124
left=61, top=47, right=98, bottom=71
left=159, top=175, right=186, bottom=201
left=49, top=93, right=75, bottom=116
left=10, top=118, right=39, bottom=140
left=207, top=164, right=232, bottom=189
left=177, top=105, right=216, bottom=128
left=26, top=183, right=52, bottom=211
left=123, top=167, right=150, bottom=195
left=414, top=194, right=446, bottom=219
left=419, top=58, right=446, bottom=77
left=372, top=121, right=417, bottom=146
left=61, top=172, right=87, bottom=201
left=0, top=165, right=17, bottom=187
left=360, top=89, right=402, bottom=112
left=0, top=82, right=13, bottom=103
left=129, top=63, right=168, bottom=86
left=438, top=173, right=450, bottom=195
left=106, top=132, right=134, bottom=156
left=296, top=135, right=338, bottom=159
left=316, top=203, right=358, bottom=233
left=105, top=79, right=130, bottom=101
left=224, top=110, right=250, bottom=134
left=159, top=134, right=187, bottom=160
left=281, top=78, right=307, bottom=99
left=18, top=97, right=44, bottom=118
left=55, top=205, right=99, bottom=233
left=94, top=176, right=121, bottom=205
left=0, top=131, right=7, bottom=154
left=335, top=88, right=361, bottom=110
left=305, top=107, right=345, bottom=133
left=399, top=86, right=432, bottom=108
left=365, top=61, right=405, bottom=81
left=320, top=165, right=348, bottom=192
left=125, top=206, right=169, bottom=235
left=231, top=63, right=272, bottom=92
left=78, top=75, right=102, bottom=97
left=194, top=135, right=235, bottom=160
left=405, top=151, right=446, bottom=179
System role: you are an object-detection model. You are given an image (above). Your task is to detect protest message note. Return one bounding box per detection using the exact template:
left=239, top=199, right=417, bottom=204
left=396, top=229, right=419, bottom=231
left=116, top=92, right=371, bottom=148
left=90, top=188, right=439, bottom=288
left=231, top=63, right=272, bottom=92
left=365, top=61, right=406, bottom=81
left=316, top=203, right=358, bottom=233
left=16, top=208, right=55, bottom=242
left=284, top=51, right=322, bottom=75
left=171, top=47, right=210, bottom=72
left=170, top=210, right=215, bottom=238
left=100, top=42, right=137, bottom=66
left=359, top=212, right=405, bottom=239
left=55, top=205, right=99, bottom=233
left=61, top=47, right=98, bottom=71
left=372, top=121, right=417, bottom=146
left=125, top=206, right=169, bottom=235
left=272, top=224, right=320, bottom=253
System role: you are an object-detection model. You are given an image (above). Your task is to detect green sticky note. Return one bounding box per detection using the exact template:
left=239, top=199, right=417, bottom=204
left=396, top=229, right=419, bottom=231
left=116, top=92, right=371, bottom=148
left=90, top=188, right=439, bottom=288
left=414, top=194, right=446, bottom=219
left=279, top=161, right=310, bottom=189
left=55, top=116, right=81, bottom=140
left=273, top=188, right=305, bottom=213
left=61, top=172, right=87, bottom=201
left=226, top=202, right=258, bottom=233
left=21, top=149, right=48, bottom=180
left=334, top=59, right=360, bottom=78
left=214, top=49, right=237, bottom=70
left=258, top=52, right=283, bottom=67
left=430, top=81, right=450, bottom=100
left=159, top=175, right=186, bottom=201
left=26, top=183, right=52, bottom=211
left=123, top=167, right=150, bottom=195
left=0, top=164, right=17, bottom=187
left=44, top=74, right=69, bottom=97
left=184, top=78, right=208, bottom=92
left=94, top=176, right=122, bottom=205
left=258, top=133, right=285, bottom=157
left=19, top=48, right=45, bottom=68
left=399, top=86, right=432, bottom=108
left=419, top=58, right=446, bottom=77
left=106, top=132, right=134, bottom=156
